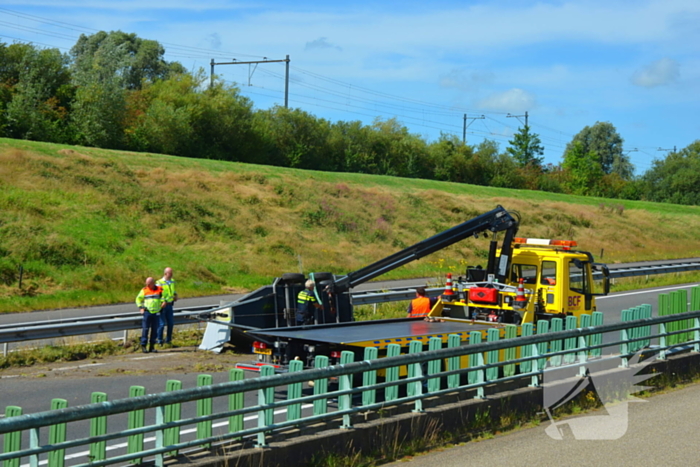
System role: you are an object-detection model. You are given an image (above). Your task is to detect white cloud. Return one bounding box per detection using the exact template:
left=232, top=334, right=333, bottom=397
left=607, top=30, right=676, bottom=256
left=439, top=69, right=495, bottom=92
left=304, top=37, right=342, bottom=52
left=631, top=58, right=680, bottom=87
left=477, top=88, right=536, bottom=113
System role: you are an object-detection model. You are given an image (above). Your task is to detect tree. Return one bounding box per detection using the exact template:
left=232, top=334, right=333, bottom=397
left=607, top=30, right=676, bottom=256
left=125, top=71, right=260, bottom=161
left=640, top=141, right=700, bottom=205
left=565, top=122, right=633, bottom=179
left=70, top=75, right=126, bottom=148
left=68, top=31, right=187, bottom=148
left=506, top=125, right=544, bottom=169
left=254, top=106, right=334, bottom=169
left=70, top=31, right=177, bottom=90
left=369, top=117, right=427, bottom=178
left=429, top=135, right=497, bottom=185
left=3, top=45, right=72, bottom=142
left=429, top=134, right=474, bottom=183
left=561, top=141, right=604, bottom=195
left=326, top=120, right=367, bottom=174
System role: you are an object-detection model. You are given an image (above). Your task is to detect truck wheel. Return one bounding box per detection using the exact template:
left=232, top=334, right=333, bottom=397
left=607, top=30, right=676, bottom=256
left=281, top=273, right=305, bottom=284
left=312, top=272, right=333, bottom=281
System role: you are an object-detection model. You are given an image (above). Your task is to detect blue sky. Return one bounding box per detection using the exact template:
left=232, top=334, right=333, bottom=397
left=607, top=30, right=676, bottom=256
left=1, top=1, right=699, bottom=175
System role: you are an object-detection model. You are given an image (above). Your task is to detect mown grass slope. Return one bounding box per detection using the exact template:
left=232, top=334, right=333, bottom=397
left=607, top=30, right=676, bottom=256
left=1, top=137, right=700, bottom=313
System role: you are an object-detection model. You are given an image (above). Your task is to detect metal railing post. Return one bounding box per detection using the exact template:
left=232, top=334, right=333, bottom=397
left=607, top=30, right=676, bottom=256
left=155, top=405, right=165, bottom=467
left=339, top=351, right=355, bottom=428
left=408, top=341, right=424, bottom=413
left=29, top=427, right=39, bottom=467
left=362, top=347, right=378, bottom=406
left=529, top=342, right=540, bottom=387
left=48, top=399, right=67, bottom=467
left=469, top=331, right=485, bottom=399
left=658, top=322, right=667, bottom=360
left=287, top=360, right=304, bottom=421
left=256, top=365, right=275, bottom=448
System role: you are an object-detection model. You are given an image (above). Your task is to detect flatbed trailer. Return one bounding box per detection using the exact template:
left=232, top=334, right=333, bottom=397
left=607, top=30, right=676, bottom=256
left=250, top=318, right=499, bottom=349
left=245, top=317, right=511, bottom=371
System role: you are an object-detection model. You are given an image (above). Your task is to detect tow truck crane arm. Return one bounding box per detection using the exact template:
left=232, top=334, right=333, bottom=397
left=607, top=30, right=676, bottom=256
left=331, top=205, right=519, bottom=292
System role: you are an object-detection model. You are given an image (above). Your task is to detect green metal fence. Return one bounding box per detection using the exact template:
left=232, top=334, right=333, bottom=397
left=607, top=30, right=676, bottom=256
left=2, top=290, right=700, bottom=467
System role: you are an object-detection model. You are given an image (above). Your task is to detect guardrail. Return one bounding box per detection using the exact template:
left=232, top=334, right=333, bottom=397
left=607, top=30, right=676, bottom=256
left=2, top=260, right=699, bottom=349
left=607, top=260, right=700, bottom=279
left=347, top=260, right=700, bottom=305
left=0, top=306, right=217, bottom=350
left=2, top=286, right=699, bottom=466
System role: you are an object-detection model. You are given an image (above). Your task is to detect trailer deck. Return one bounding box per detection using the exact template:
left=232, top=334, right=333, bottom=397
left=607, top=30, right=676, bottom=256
left=248, top=318, right=500, bottom=348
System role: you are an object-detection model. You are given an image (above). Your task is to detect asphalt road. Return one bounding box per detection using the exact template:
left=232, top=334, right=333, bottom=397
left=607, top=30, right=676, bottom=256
left=0, top=277, right=429, bottom=325
left=385, top=382, right=700, bottom=467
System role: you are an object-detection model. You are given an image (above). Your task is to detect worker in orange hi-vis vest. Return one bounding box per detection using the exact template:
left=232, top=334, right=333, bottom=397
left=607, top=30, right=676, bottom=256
left=406, top=287, right=437, bottom=320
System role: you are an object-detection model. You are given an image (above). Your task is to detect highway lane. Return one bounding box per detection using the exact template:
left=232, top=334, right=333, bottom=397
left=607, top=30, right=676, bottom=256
left=0, top=278, right=429, bottom=326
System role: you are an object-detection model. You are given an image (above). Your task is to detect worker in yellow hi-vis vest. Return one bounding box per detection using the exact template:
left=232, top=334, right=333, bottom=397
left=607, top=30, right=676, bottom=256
left=296, top=280, right=322, bottom=325
left=136, top=277, right=166, bottom=353
left=156, top=267, right=178, bottom=346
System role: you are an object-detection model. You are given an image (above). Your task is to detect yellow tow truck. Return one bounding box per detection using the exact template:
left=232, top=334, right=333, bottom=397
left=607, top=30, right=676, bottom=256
left=436, top=236, right=609, bottom=326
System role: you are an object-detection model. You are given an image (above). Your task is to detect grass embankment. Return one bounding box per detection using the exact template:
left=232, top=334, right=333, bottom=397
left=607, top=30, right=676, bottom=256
left=1, top=137, right=700, bottom=313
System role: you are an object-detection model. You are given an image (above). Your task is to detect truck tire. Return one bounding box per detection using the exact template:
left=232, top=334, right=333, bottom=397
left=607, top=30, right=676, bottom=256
left=280, top=273, right=305, bottom=284
left=311, top=272, right=333, bottom=282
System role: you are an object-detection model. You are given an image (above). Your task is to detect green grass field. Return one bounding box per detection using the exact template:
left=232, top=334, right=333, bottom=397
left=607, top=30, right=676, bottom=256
left=1, top=137, right=700, bottom=313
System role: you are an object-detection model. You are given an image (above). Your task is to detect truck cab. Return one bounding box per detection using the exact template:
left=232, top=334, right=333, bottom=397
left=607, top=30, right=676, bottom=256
left=508, top=238, right=609, bottom=324
left=440, top=237, right=609, bottom=325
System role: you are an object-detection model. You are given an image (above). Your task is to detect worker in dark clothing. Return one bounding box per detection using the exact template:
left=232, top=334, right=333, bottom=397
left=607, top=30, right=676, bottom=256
left=296, top=279, right=323, bottom=325
left=407, top=287, right=437, bottom=321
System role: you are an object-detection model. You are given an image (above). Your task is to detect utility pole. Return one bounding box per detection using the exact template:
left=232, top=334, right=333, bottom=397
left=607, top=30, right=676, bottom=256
left=210, top=55, right=291, bottom=108
left=506, top=111, right=528, bottom=127
left=657, top=146, right=677, bottom=153
left=463, top=114, right=485, bottom=144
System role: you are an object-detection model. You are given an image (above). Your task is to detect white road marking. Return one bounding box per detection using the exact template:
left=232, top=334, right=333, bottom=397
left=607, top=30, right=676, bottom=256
left=52, top=363, right=104, bottom=371
left=20, top=403, right=315, bottom=466
left=132, top=353, right=178, bottom=360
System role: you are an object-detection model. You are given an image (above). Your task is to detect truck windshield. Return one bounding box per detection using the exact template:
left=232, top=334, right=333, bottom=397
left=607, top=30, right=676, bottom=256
left=511, top=264, right=537, bottom=284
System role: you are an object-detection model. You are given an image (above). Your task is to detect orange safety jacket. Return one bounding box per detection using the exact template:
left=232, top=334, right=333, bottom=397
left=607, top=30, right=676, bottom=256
left=136, top=285, right=164, bottom=314
left=408, top=296, right=432, bottom=318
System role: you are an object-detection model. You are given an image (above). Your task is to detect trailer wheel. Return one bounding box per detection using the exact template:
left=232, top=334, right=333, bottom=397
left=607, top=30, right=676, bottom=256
left=280, top=273, right=306, bottom=284
left=311, top=272, right=333, bottom=282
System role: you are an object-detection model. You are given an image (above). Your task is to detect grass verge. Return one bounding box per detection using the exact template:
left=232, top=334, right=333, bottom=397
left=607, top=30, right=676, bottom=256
left=0, top=328, right=205, bottom=369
